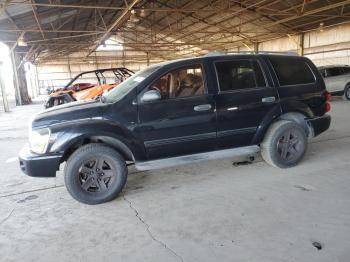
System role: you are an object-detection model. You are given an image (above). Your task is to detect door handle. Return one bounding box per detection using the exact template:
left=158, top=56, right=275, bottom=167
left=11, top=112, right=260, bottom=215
left=194, top=104, right=212, bottom=112
left=261, top=96, right=276, bottom=103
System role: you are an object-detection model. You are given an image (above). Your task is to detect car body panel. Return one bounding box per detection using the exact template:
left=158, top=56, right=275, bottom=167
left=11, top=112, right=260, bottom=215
left=318, top=65, right=350, bottom=94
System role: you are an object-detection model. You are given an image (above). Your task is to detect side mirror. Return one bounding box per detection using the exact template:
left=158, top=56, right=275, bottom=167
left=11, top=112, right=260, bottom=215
left=140, top=89, right=161, bottom=103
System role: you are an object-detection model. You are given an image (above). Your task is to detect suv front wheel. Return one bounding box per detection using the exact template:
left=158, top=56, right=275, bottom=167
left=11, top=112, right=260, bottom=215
left=261, top=120, right=307, bottom=168
left=64, top=144, right=128, bottom=204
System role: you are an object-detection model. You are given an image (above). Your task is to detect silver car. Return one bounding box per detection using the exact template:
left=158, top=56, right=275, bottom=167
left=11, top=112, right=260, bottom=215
left=318, top=65, right=350, bottom=100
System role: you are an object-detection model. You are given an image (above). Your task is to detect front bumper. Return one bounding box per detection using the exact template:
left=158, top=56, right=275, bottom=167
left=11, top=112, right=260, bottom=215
left=18, top=144, right=63, bottom=177
left=307, top=114, right=331, bottom=137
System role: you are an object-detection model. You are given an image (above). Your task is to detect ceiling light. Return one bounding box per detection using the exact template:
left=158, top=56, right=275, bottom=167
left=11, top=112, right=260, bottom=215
left=18, top=36, right=27, bottom=47
left=319, top=22, right=324, bottom=32
left=129, top=9, right=140, bottom=23
left=139, top=8, right=147, bottom=17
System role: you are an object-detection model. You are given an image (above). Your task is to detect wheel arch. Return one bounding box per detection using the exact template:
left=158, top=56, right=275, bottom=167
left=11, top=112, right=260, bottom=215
left=253, top=106, right=314, bottom=145
left=60, top=135, right=135, bottom=163
left=50, top=120, right=146, bottom=164
left=279, top=112, right=313, bottom=138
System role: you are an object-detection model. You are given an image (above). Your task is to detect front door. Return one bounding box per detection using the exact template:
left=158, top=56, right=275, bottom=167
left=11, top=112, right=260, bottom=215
left=136, top=64, right=216, bottom=160
left=213, top=58, right=279, bottom=149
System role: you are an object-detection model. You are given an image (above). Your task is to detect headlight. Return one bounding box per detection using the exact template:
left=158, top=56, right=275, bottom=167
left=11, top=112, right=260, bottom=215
left=29, top=128, right=51, bottom=154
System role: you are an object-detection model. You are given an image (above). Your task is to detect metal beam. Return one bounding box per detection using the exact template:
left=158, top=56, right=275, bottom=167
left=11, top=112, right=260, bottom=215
left=263, top=0, right=350, bottom=27
left=86, top=0, right=141, bottom=57
left=30, top=0, right=45, bottom=39
left=8, top=2, right=277, bottom=14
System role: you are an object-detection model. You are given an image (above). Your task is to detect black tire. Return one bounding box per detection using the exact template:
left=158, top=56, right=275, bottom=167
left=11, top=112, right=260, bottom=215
left=261, top=120, right=307, bottom=168
left=64, top=144, right=127, bottom=204
left=344, top=85, right=350, bottom=101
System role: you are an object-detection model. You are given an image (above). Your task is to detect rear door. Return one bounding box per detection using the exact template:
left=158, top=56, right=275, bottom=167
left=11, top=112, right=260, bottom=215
left=136, top=63, right=217, bottom=159
left=213, top=58, right=279, bottom=149
left=324, top=67, right=345, bottom=93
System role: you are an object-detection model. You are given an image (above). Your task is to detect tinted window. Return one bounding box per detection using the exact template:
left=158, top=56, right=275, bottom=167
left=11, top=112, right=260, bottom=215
left=327, top=67, right=343, bottom=77
left=151, top=65, right=205, bottom=99
left=215, top=60, right=266, bottom=92
left=269, top=57, right=315, bottom=86
left=342, top=67, right=350, bottom=74
left=319, top=69, right=326, bottom=78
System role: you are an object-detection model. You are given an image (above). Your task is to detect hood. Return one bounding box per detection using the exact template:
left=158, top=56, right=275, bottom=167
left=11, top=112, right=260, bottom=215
left=32, top=100, right=107, bottom=129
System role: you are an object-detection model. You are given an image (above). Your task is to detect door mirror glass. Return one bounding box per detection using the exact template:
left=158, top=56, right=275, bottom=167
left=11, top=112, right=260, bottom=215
left=141, top=89, right=161, bottom=103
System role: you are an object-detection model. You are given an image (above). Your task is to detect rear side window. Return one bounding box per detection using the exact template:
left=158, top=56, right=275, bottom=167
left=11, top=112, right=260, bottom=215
left=319, top=69, right=326, bottom=78
left=342, top=67, right=350, bottom=74
left=215, top=60, right=266, bottom=92
left=327, top=67, right=344, bottom=77
left=269, top=57, right=315, bottom=86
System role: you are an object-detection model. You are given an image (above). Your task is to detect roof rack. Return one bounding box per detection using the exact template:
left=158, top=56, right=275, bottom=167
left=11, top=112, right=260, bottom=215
left=204, top=51, right=299, bottom=56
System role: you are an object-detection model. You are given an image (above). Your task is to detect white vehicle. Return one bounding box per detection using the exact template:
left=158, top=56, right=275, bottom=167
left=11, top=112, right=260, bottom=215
left=318, top=65, right=350, bottom=100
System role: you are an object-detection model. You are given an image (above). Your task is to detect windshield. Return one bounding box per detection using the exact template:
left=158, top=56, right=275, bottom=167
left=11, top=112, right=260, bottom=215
left=103, top=65, right=159, bottom=102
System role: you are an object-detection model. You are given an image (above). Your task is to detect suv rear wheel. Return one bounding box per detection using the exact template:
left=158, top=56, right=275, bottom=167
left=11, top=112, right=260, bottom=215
left=344, top=85, right=350, bottom=101
left=261, top=120, right=307, bottom=168
left=64, top=144, right=127, bottom=204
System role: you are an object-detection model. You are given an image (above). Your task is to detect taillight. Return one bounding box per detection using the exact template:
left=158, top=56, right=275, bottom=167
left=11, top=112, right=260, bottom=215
left=324, top=90, right=331, bottom=112
left=324, top=90, right=331, bottom=102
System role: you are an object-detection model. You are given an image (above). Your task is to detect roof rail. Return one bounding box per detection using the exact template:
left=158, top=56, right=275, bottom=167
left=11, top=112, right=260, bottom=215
left=204, top=51, right=299, bottom=56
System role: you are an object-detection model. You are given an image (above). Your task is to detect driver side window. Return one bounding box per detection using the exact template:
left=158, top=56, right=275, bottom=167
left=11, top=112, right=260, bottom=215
left=151, top=65, right=205, bottom=99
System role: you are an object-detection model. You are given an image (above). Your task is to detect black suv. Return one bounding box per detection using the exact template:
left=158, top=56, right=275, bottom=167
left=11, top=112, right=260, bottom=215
left=19, top=54, right=331, bottom=204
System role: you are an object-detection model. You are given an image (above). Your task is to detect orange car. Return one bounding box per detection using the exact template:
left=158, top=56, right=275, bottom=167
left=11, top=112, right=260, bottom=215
left=45, top=68, right=134, bottom=109
left=73, top=84, right=117, bottom=100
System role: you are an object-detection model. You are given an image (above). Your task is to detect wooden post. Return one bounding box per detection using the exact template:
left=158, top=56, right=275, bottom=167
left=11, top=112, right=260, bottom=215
left=0, top=61, right=10, bottom=112
left=10, top=50, right=22, bottom=105
left=253, top=42, right=259, bottom=54
left=299, top=33, right=304, bottom=56
left=67, top=55, right=72, bottom=78
left=34, top=65, right=40, bottom=95
left=14, top=53, right=32, bottom=104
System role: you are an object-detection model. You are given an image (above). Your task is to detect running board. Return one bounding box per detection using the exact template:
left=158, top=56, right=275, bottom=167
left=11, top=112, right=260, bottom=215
left=135, top=145, right=260, bottom=171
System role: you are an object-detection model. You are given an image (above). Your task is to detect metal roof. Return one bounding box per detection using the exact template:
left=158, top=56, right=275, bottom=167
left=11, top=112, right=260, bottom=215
left=1, top=0, right=350, bottom=64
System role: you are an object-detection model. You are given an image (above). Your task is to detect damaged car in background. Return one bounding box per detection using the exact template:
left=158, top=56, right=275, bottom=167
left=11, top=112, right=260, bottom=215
left=45, top=68, right=134, bottom=108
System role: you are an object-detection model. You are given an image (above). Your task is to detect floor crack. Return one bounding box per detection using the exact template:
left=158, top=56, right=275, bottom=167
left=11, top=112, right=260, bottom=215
left=0, top=209, right=14, bottom=226
left=123, top=195, right=184, bottom=262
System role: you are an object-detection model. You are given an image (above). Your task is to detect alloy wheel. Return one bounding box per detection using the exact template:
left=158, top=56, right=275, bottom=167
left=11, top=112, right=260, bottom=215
left=78, top=157, right=116, bottom=193
left=277, top=129, right=303, bottom=161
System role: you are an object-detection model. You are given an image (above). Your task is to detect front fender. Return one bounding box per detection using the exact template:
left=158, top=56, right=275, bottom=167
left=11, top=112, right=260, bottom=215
left=47, top=118, right=147, bottom=161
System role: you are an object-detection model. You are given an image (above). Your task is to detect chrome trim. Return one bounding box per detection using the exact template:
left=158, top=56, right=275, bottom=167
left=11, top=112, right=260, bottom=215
left=144, top=132, right=216, bottom=148
left=217, top=127, right=256, bottom=137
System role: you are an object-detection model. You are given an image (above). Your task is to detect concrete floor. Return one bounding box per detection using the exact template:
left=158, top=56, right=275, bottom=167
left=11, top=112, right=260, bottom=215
left=0, top=98, right=349, bottom=262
